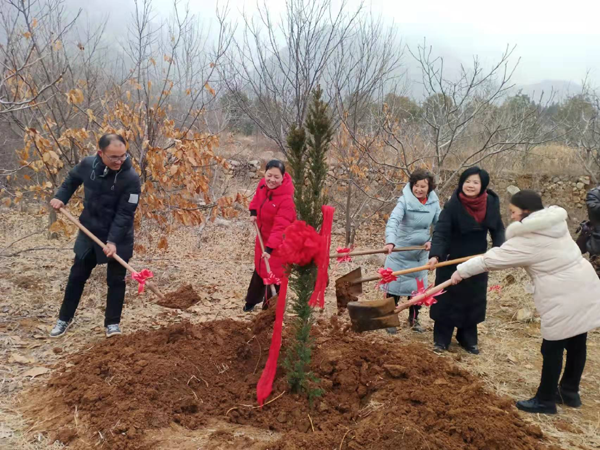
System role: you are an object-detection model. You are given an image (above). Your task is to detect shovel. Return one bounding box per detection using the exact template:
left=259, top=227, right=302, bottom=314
left=394, top=279, right=453, bottom=313
left=58, top=208, right=165, bottom=300
left=253, top=222, right=278, bottom=301
left=330, top=245, right=426, bottom=259
left=347, top=279, right=454, bottom=332
left=337, top=255, right=481, bottom=310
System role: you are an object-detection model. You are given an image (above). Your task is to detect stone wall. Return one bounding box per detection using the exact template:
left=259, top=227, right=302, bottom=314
left=490, top=173, right=593, bottom=227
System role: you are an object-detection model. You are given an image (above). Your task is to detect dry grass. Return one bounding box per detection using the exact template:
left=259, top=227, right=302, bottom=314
left=327, top=138, right=586, bottom=181
left=488, top=144, right=584, bottom=176
left=216, top=134, right=281, bottom=162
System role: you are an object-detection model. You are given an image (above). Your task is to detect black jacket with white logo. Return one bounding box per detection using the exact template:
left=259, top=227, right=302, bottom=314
left=54, top=155, right=141, bottom=262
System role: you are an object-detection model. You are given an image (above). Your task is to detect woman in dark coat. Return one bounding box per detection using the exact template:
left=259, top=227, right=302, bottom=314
left=427, top=167, right=505, bottom=354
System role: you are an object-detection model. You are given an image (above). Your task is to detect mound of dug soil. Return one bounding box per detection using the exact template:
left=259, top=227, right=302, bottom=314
left=156, top=284, right=201, bottom=309
left=23, top=316, right=560, bottom=450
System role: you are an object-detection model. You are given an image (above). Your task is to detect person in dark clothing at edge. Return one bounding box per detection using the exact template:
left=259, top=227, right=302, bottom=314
left=583, top=185, right=600, bottom=276
left=427, top=167, right=505, bottom=355
left=243, top=160, right=296, bottom=312
left=49, top=134, right=141, bottom=338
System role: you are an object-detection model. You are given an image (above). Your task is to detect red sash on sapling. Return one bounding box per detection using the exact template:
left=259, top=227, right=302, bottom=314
left=256, top=205, right=335, bottom=406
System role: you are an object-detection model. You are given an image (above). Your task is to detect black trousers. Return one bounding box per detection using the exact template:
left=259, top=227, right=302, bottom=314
left=433, top=320, right=478, bottom=349
left=536, top=333, right=587, bottom=402
left=387, top=294, right=421, bottom=321
left=59, top=250, right=127, bottom=327
left=245, top=270, right=280, bottom=307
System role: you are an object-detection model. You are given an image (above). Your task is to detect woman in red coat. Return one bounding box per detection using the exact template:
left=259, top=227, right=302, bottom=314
left=244, top=160, right=296, bottom=312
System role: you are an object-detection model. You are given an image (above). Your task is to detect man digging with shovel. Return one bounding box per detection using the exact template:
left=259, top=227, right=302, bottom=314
left=49, top=134, right=141, bottom=338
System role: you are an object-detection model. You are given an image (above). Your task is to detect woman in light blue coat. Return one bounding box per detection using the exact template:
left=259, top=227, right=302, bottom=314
left=383, top=169, right=441, bottom=333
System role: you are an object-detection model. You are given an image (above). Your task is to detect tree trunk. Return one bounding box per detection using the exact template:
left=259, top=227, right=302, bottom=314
left=48, top=205, right=59, bottom=240
left=345, top=177, right=353, bottom=246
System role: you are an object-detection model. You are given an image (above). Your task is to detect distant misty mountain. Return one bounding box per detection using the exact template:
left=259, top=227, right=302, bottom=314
left=508, top=80, right=583, bottom=104
left=394, top=44, right=584, bottom=105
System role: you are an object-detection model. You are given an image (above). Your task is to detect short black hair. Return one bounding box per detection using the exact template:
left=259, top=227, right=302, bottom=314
left=265, top=159, right=286, bottom=175
left=98, top=133, right=127, bottom=151
left=511, top=190, right=544, bottom=212
left=409, top=168, right=436, bottom=194
left=458, top=166, right=490, bottom=196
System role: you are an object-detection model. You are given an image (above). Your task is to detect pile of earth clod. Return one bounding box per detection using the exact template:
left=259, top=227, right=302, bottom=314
left=22, top=314, right=560, bottom=450
left=156, top=284, right=201, bottom=309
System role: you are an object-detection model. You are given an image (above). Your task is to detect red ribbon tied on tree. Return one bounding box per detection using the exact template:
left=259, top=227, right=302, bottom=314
left=263, top=272, right=281, bottom=286
left=377, top=268, right=398, bottom=286
left=411, top=278, right=445, bottom=307
left=131, top=269, right=154, bottom=294
left=256, top=205, right=335, bottom=406
left=336, top=247, right=353, bottom=263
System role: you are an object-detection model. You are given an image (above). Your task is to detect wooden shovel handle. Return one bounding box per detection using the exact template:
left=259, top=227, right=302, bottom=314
left=253, top=221, right=277, bottom=297
left=394, top=279, right=454, bottom=313
left=58, top=208, right=165, bottom=300
left=330, top=245, right=426, bottom=258
left=351, top=254, right=482, bottom=285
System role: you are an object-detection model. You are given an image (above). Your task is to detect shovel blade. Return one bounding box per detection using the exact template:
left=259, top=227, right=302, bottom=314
left=335, top=267, right=364, bottom=310
left=347, top=297, right=399, bottom=332
left=264, top=294, right=279, bottom=310
left=351, top=313, right=400, bottom=333
left=347, top=297, right=396, bottom=320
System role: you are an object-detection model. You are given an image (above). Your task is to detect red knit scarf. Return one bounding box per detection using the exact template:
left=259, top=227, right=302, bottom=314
left=459, top=192, right=488, bottom=223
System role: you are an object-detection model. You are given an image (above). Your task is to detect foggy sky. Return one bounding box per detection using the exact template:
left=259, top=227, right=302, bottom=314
left=66, top=0, right=600, bottom=90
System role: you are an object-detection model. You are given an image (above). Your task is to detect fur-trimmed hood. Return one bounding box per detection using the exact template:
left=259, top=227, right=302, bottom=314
left=506, top=206, right=568, bottom=240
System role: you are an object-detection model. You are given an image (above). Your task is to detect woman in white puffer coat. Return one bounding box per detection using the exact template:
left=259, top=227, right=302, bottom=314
left=451, top=190, right=600, bottom=415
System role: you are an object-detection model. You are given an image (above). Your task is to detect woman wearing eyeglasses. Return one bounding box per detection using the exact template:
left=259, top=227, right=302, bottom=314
left=49, top=133, right=141, bottom=338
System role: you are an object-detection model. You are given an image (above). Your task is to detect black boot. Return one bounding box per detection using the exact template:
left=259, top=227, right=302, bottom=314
left=433, top=343, right=447, bottom=354
left=556, top=388, right=582, bottom=408
left=409, top=317, right=424, bottom=333
left=459, top=343, right=480, bottom=355
left=516, top=397, right=557, bottom=414
left=408, top=305, right=424, bottom=333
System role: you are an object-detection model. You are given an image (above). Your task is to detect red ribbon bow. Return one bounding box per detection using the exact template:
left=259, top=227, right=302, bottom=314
left=377, top=268, right=398, bottom=286
left=131, top=269, right=154, bottom=294
left=256, top=205, right=335, bottom=406
left=263, top=272, right=281, bottom=286
left=336, top=247, right=353, bottom=263
left=489, top=284, right=502, bottom=293
left=411, top=278, right=444, bottom=307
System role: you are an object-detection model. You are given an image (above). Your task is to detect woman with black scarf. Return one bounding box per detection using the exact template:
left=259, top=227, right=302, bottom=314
left=427, top=167, right=505, bottom=354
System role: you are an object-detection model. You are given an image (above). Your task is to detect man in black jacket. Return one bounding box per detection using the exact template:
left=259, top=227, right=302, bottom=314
left=49, top=134, right=141, bottom=338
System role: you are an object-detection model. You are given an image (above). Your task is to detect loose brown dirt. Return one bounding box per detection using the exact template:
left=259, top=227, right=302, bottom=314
left=21, top=313, right=560, bottom=450
left=156, top=284, right=201, bottom=310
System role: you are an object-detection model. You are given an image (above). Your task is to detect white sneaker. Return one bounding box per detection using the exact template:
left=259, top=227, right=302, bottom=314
left=50, top=319, right=72, bottom=338
left=105, top=324, right=122, bottom=338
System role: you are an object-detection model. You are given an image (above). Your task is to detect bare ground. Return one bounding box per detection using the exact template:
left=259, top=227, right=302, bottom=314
left=0, top=207, right=599, bottom=449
